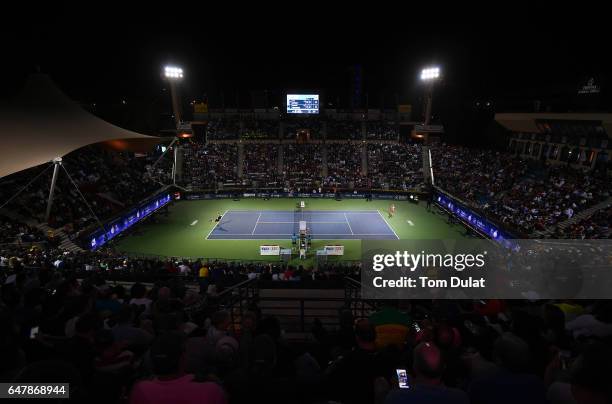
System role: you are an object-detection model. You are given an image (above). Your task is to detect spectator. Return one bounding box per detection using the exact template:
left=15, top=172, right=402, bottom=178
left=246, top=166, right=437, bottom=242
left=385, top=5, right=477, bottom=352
left=384, top=342, right=470, bottom=404
left=129, top=332, right=226, bottom=404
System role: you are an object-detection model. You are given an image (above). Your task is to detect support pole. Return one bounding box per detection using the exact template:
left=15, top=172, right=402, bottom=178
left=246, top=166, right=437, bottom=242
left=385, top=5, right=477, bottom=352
left=424, top=82, right=434, bottom=126
left=169, top=80, right=182, bottom=129
left=172, top=143, right=178, bottom=185
left=45, top=158, right=62, bottom=223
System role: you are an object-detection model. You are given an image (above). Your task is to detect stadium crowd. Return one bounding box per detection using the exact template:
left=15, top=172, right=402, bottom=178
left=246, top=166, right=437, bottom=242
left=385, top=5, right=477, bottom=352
left=206, top=119, right=240, bottom=140
left=367, top=121, right=399, bottom=141
left=0, top=146, right=161, bottom=239
left=2, top=244, right=612, bottom=404
left=553, top=205, right=612, bottom=239
left=367, top=143, right=423, bottom=190
left=284, top=119, right=323, bottom=140
left=241, top=119, right=279, bottom=140
left=282, top=144, right=324, bottom=190
left=0, top=215, right=46, bottom=245
left=0, top=136, right=611, bottom=403
left=243, top=144, right=280, bottom=186
left=325, top=144, right=366, bottom=189
left=182, top=142, right=239, bottom=189
left=432, top=144, right=612, bottom=236
left=327, top=120, right=363, bottom=140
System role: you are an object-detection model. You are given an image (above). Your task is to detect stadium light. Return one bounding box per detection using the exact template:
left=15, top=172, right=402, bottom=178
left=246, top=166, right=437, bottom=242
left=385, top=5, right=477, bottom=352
left=420, top=66, right=440, bottom=126
left=420, top=66, right=440, bottom=81
left=164, top=66, right=184, bottom=80
left=162, top=64, right=184, bottom=186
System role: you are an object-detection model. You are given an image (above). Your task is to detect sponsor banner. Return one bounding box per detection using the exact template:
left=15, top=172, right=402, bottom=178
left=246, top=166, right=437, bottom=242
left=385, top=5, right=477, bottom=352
left=435, top=191, right=516, bottom=247
left=260, top=245, right=281, bottom=256
left=324, top=245, right=345, bottom=256
left=361, top=239, right=612, bottom=300
left=343, top=193, right=366, bottom=199
left=90, top=194, right=173, bottom=250
left=185, top=191, right=419, bottom=200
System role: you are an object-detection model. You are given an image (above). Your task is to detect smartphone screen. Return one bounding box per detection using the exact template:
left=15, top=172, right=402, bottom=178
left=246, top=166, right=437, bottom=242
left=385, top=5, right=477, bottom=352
left=396, top=369, right=410, bottom=389
left=30, top=326, right=39, bottom=339
left=559, top=350, right=571, bottom=370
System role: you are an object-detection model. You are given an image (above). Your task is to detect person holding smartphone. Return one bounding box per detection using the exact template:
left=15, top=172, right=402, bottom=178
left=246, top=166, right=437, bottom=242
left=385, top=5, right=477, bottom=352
left=384, top=342, right=469, bottom=404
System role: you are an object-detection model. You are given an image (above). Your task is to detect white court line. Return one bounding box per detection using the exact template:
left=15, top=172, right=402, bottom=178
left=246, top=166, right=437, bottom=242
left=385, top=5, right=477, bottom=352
left=206, top=236, right=399, bottom=240
left=226, top=210, right=381, bottom=214
left=377, top=210, right=400, bottom=239
left=256, top=221, right=349, bottom=224
left=251, top=212, right=262, bottom=235
left=344, top=213, right=354, bottom=235
left=208, top=233, right=396, bottom=237
left=205, top=210, right=228, bottom=240
left=190, top=220, right=198, bottom=226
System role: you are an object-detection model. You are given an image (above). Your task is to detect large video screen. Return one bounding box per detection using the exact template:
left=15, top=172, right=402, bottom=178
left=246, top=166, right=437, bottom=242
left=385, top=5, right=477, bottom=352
left=287, top=94, right=319, bottom=114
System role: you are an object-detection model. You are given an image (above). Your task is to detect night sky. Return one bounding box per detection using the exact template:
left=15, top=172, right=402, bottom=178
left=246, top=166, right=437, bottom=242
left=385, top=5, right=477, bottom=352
left=2, top=10, right=609, bottom=144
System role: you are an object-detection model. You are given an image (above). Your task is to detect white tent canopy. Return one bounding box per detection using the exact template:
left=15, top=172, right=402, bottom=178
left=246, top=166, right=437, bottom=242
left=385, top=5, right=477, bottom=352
left=0, top=74, right=160, bottom=179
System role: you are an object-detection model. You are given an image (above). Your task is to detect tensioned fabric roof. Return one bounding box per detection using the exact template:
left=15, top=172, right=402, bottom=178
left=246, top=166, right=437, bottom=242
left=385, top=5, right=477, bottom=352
left=0, top=74, right=162, bottom=179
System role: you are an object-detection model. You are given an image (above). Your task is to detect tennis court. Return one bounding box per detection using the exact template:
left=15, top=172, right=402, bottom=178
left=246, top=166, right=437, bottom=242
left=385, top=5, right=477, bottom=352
left=206, top=210, right=399, bottom=240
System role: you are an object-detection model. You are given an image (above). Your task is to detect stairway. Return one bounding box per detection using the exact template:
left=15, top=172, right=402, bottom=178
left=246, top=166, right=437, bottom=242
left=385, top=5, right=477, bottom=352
left=532, top=197, right=612, bottom=238
left=321, top=145, right=328, bottom=177
left=361, top=144, right=368, bottom=176
left=0, top=207, right=84, bottom=253
left=237, top=142, right=244, bottom=179
left=278, top=144, right=284, bottom=176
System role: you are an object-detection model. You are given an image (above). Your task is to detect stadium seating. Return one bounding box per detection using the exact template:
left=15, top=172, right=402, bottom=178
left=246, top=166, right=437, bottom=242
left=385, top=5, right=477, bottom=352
left=554, top=205, right=612, bottom=239
left=431, top=144, right=612, bottom=236
left=241, top=119, right=279, bottom=140
left=2, top=241, right=612, bottom=403
left=283, top=118, right=323, bottom=139
left=206, top=118, right=240, bottom=140
left=2, top=133, right=610, bottom=246
left=327, top=120, right=362, bottom=140
left=282, top=144, right=324, bottom=189
left=367, top=143, right=422, bottom=189
left=0, top=146, right=161, bottom=238
left=244, top=144, right=280, bottom=186
left=366, top=120, right=399, bottom=140
left=1, top=122, right=612, bottom=404
left=0, top=215, right=46, bottom=244
left=325, top=143, right=365, bottom=188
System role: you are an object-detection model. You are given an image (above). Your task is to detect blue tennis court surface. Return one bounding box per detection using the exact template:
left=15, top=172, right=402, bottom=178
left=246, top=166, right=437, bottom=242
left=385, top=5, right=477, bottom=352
left=206, top=210, right=399, bottom=240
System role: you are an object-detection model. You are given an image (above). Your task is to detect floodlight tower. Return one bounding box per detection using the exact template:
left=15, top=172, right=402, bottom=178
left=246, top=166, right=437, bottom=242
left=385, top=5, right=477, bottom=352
left=163, top=65, right=184, bottom=185
left=420, top=66, right=440, bottom=126
left=164, top=65, right=184, bottom=129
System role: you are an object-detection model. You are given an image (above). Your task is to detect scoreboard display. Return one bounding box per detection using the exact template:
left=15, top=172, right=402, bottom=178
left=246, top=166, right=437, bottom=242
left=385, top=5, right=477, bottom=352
left=287, top=94, right=319, bottom=114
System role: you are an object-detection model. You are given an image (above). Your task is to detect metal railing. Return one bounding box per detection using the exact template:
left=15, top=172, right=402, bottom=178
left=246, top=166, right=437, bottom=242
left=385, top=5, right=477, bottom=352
left=344, top=276, right=380, bottom=319
left=214, top=278, right=259, bottom=332
left=212, top=276, right=380, bottom=335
